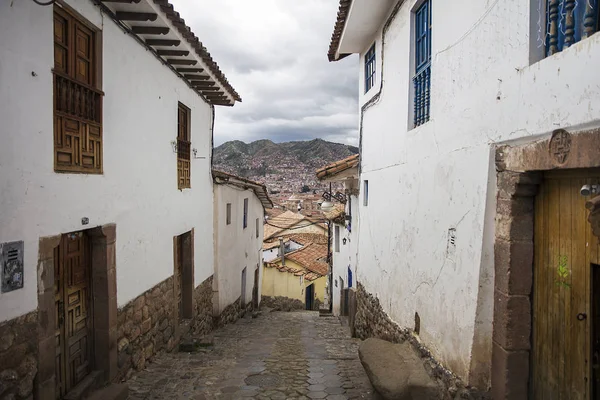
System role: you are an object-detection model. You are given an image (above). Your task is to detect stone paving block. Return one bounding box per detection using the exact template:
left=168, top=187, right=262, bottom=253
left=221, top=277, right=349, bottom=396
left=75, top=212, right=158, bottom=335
left=125, top=311, right=375, bottom=399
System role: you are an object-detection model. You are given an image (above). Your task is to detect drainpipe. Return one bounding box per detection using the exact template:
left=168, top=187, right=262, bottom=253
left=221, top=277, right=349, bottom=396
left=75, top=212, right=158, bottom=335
left=279, top=238, right=285, bottom=266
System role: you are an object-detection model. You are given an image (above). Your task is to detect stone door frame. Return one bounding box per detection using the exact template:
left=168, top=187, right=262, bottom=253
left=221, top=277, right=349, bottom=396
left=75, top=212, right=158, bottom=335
left=492, top=128, right=600, bottom=399
left=36, top=224, right=118, bottom=400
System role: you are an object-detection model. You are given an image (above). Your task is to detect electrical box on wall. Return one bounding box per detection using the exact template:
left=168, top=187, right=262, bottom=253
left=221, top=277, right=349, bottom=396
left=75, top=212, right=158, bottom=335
left=1, top=241, right=24, bottom=293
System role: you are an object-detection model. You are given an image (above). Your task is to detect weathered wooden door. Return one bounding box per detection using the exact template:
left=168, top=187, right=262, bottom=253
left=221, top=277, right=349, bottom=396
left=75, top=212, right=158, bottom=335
left=532, top=170, right=600, bottom=399
left=55, top=231, right=92, bottom=398
left=174, top=235, right=183, bottom=322
left=252, top=266, right=259, bottom=309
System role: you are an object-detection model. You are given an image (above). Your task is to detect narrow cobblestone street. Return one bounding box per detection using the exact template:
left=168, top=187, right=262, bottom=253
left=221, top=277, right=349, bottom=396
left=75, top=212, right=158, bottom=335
left=127, top=311, right=377, bottom=400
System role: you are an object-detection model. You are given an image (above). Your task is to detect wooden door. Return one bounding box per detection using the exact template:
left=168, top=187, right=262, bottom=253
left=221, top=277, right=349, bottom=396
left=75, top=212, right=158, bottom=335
left=252, top=266, right=259, bottom=309
left=532, top=169, right=600, bottom=400
left=241, top=267, right=247, bottom=308
left=174, top=235, right=183, bottom=322
left=55, top=232, right=92, bottom=398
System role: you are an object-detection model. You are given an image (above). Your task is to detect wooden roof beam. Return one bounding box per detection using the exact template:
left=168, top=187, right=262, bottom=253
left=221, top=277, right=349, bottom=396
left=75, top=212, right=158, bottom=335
left=176, top=68, right=204, bottom=73
left=157, top=49, right=189, bottom=56
left=146, top=39, right=180, bottom=47
left=115, top=11, right=157, bottom=22
left=187, top=77, right=211, bottom=83
left=131, top=26, right=170, bottom=35
left=204, top=92, right=226, bottom=97
left=167, top=59, right=197, bottom=65
left=198, top=87, right=221, bottom=92
left=103, top=0, right=141, bottom=3
left=190, top=81, right=216, bottom=87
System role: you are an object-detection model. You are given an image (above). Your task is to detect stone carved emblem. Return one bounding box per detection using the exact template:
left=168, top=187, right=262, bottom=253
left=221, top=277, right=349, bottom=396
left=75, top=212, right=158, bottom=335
left=549, top=129, right=572, bottom=164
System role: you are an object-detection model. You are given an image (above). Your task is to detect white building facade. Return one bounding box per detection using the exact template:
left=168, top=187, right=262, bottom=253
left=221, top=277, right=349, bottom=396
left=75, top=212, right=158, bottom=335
left=328, top=0, right=600, bottom=398
left=316, top=155, right=360, bottom=317
left=212, top=170, right=272, bottom=323
left=0, top=0, right=239, bottom=398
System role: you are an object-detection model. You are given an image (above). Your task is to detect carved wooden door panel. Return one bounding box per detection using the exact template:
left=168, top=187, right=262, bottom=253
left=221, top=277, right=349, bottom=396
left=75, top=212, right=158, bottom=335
left=55, top=232, right=92, bottom=398
left=532, top=170, right=600, bottom=400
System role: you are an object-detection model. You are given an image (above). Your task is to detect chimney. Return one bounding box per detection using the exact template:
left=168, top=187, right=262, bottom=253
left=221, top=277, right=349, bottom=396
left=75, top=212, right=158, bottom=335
left=279, top=238, right=285, bottom=266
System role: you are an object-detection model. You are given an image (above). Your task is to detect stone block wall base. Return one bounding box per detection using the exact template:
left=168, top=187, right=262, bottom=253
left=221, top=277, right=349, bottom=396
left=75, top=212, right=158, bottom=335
left=260, top=296, right=305, bottom=312
left=0, top=311, right=38, bottom=400
left=354, top=283, right=489, bottom=400
left=116, top=276, right=177, bottom=381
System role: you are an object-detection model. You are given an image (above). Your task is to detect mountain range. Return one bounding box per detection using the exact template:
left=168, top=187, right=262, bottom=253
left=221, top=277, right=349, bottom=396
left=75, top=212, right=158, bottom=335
left=213, top=139, right=358, bottom=193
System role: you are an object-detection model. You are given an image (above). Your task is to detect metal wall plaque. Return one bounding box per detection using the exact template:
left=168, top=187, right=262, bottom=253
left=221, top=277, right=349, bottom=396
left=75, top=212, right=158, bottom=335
left=1, top=241, right=24, bottom=293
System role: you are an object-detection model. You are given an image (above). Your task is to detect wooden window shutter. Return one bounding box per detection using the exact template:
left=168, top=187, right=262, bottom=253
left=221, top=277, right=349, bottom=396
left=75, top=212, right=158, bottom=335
left=177, top=103, right=191, bottom=189
left=53, top=6, right=103, bottom=174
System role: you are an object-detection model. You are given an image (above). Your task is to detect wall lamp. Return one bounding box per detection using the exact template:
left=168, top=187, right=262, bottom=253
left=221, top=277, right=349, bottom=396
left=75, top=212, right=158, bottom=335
left=320, top=191, right=346, bottom=213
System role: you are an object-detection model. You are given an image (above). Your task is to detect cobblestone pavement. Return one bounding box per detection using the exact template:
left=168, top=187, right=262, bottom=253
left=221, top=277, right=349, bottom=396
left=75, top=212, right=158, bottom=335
left=127, top=311, right=378, bottom=400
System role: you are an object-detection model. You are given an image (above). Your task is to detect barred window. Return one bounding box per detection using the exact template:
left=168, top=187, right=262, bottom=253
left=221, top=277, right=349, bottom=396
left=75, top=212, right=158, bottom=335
left=413, top=0, right=431, bottom=127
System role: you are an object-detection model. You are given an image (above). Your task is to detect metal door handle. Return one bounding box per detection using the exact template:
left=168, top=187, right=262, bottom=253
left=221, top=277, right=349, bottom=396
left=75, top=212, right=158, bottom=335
left=577, top=313, right=587, bottom=321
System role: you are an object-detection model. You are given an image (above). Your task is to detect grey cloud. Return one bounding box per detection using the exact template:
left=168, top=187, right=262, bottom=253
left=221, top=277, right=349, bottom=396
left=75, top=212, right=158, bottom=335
left=169, top=0, right=359, bottom=147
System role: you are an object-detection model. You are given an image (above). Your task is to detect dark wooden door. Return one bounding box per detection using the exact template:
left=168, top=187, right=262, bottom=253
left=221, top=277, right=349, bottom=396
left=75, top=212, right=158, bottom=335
left=305, top=284, right=314, bottom=310
left=532, top=170, right=600, bottom=400
left=55, top=232, right=92, bottom=398
left=252, top=266, right=259, bottom=309
left=175, top=235, right=183, bottom=322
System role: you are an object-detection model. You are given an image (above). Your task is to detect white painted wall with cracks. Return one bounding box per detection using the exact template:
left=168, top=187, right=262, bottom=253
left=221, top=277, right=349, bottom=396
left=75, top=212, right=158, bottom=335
left=352, top=0, right=600, bottom=387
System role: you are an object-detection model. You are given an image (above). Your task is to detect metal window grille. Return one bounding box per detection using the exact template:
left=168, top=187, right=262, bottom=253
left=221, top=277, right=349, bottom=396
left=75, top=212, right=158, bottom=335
left=364, top=44, right=376, bottom=93
left=413, top=0, right=432, bottom=127
left=546, top=0, right=599, bottom=56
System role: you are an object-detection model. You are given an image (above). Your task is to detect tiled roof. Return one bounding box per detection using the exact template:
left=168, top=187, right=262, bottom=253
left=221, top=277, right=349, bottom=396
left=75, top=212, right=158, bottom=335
left=266, top=208, right=285, bottom=219
left=327, top=0, right=353, bottom=62
left=285, top=243, right=329, bottom=276
left=97, top=0, right=240, bottom=105
left=262, top=239, right=288, bottom=251
left=316, top=154, right=359, bottom=180
left=323, top=204, right=345, bottom=223
left=213, top=170, right=273, bottom=209
left=264, top=211, right=306, bottom=240
left=264, top=262, right=323, bottom=282
left=282, top=233, right=329, bottom=246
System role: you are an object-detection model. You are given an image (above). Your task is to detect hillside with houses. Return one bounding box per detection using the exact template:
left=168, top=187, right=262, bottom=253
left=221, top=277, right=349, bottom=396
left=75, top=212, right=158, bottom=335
left=213, top=138, right=357, bottom=194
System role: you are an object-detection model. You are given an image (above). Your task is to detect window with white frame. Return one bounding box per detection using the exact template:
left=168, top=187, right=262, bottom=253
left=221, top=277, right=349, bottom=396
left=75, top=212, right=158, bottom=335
left=364, top=43, right=376, bottom=93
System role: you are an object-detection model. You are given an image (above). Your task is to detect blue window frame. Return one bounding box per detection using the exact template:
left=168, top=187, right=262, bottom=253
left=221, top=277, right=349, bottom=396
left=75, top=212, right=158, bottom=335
left=413, top=0, right=431, bottom=127
left=364, top=44, right=376, bottom=93
left=546, top=0, right=599, bottom=56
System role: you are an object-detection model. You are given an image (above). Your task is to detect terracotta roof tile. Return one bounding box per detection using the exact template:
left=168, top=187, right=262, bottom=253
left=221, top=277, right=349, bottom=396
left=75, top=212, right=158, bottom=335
left=152, top=0, right=241, bottom=102
left=282, top=233, right=329, bottom=246
left=213, top=170, right=273, bottom=209
left=285, top=243, right=329, bottom=276
left=327, top=0, right=353, bottom=62
left=316, top=154, right=359, bottom=180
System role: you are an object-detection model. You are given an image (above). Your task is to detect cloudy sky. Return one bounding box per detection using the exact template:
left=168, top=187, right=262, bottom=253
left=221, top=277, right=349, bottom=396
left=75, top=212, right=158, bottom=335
left=169, top=0, right=359, bottom=146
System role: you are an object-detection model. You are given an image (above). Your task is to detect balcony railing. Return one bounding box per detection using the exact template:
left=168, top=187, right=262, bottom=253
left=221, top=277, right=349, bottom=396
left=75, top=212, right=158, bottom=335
left=53, top=71, right=102, bottom=123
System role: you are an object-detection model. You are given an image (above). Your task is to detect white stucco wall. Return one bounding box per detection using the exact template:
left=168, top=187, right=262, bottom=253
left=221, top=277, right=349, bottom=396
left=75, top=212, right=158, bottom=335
left=331, top=193, right=359, bottom=316
left=352, top=0, right=600, bottom=384
left=213, top=185, right=264, bottom=313
left=0, top=0, right=217, bottom=322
